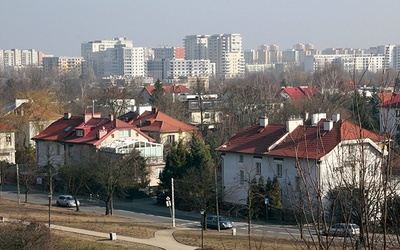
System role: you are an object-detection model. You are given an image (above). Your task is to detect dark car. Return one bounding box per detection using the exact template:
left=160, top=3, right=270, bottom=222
left=201, top=215, right=234, bottom=229
left=322, top=223, right=360, bottom=237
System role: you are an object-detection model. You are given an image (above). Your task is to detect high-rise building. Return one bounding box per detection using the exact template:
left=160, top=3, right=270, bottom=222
left=81, top=37, right=133, bottom=76
left=103, top=45, right=145, bottom=77
left=184, top=34, right=245, bottom=79
left=42, top=56, right=83, bottom=75
left=147, top=47, right=185, bottom=80
left=0, top=49, right=44, bottom=71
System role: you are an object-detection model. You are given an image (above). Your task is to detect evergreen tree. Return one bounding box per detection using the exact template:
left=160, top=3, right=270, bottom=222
left=267, top=176, right=282, bottom=208
left=159, top=140, right=189, bottom=190
left=149, top=79, right=165, bottom=107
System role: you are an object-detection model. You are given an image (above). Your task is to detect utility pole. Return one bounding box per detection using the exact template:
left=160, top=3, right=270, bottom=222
left=16, top=164, right=20, bottom=205
left=171, top=178, right=176, bottom=227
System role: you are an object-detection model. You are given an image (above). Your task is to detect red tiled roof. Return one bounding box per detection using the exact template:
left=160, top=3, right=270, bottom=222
left=32, top=114, right=154, bottom=146
left=217, top=119, right=383, bottom=160
left=132, top=108, right=198, bottom=133
left=281, top=86, right=319, bottom=100
left=0, top=122, right=15, bottom=131
left=144, top=85, right=190, bottom=96
left=380, top=93, right=400, bottom=108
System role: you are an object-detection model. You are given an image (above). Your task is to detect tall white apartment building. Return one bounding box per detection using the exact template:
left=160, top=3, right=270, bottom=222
left=81, top=37, right=133, bottom=77
left=166, top=59, right=213, bottom=78
left=0, top=49, right=43, bottom=71
left=103, top=45, right=145, bottom=77
left=184, top=34, right=245, bottom=79
left=42, top=56, right=83, bottom=75
left=304, top=54, right=385, bottom=73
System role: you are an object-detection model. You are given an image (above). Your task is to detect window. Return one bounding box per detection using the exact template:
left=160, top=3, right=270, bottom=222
left=6, top=134, right=11, bottom=144
left=119, top=130, right=130, bottom=137
left=239, top=170, right=244, bottom=184
left=167, top=135, right=175, bottom=144
left=76, top=129, right=84, bottom=137
left=239, top=155, right=244, bottom=163
left=156, top=168, right=163, bottom=178
left=256, top=162, right=261, bottom=175
left=277, top=164, right=283, bottom=178
left=396, top=110, right=400, bottom=117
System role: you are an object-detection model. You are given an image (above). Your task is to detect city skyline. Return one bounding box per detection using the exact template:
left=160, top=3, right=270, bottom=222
left=2, top=0, right=400, bottom=56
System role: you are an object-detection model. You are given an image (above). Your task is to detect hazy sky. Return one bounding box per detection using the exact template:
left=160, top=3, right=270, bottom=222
left=2, top=0, right=400, bottom=56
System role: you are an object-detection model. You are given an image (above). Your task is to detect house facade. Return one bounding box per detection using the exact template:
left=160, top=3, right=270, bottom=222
left=217, top=114, right=386, bottom=214
left=0, top=122, right=16, bottom=164
left=32, top=112, right=164, bottom=186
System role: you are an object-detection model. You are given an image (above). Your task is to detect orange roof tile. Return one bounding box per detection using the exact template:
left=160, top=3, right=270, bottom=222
left=132, top=108, right=198, bottom=133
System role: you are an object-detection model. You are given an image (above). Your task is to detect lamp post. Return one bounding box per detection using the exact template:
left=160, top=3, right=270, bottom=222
left=200, top=209, right=205, bottom=249
left=48, top=193, right=51, bottom=228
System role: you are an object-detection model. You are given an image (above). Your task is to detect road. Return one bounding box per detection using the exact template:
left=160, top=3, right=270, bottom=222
left=0, top=185, right=308, bottom=239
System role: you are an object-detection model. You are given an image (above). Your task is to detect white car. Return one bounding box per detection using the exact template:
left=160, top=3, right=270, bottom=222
left=322, top=223, right=360, bottom=237
left=56, top=195, right=80, bottom=207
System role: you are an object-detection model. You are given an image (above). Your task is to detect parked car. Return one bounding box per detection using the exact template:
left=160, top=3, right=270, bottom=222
left=322, top=223, right=360, bottom=237
left=201, top=215, right=234, bottom=229
left=56, top=195, right=80, bottom=207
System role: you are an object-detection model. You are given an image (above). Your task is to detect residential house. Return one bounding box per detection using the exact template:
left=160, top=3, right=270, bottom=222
left=217, top=113, right=386, bottom=215
left=139, top=85, right=190, bottom=104
left=126, top=107, right=199, bottom=145
left=0, top=122, right=16, bottom=164
left=32, top=112, right=164, bottom=186
left=177, top=93, right=223, bottom=129
left=379, top=92, right=400, bottom=136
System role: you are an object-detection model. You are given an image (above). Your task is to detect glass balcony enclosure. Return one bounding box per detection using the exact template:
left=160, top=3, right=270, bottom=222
left=101, top=139, right=163, bottom=164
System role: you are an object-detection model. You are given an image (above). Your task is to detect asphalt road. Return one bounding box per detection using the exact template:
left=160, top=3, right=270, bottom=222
left=0, top=184, right=307, bottom=239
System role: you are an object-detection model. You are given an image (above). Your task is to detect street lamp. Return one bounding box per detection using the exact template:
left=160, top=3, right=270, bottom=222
left=48, top=193, right=51, bottom=228
left=200, top=209, right=205, bottom=249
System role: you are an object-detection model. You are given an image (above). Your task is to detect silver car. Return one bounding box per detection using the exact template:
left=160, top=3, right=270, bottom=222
left=56, top=195, right=80, bottom=207
left=322, top=223, right=360, bottom=237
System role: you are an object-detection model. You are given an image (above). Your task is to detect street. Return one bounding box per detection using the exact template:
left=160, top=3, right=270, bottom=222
left=0, top=185, right=306, bottom=239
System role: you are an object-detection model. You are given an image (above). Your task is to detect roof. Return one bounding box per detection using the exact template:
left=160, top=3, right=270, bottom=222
left=379, top=92, right=400, bottom=108
left=32, top=114, right=154, bottom=147
left=0, top=122, right=15, bottom=131
left=217, top=119, right=383, bottom=160
left=280, top=86, right=319, bottom=100
left=131, top=108, right=198, bottom=133
left=144, top=85, right=190, bottom=96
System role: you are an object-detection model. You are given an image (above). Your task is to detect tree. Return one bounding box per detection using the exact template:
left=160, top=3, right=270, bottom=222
left=149, top=79, right=165, bottom=108
left=59, top=164, right=90, bottom=212
left=266, top=176, right=282, bottom=209
left=88, top=150, right=149, bottom=215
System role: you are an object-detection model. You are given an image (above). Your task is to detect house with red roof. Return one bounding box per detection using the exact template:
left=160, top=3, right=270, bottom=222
left=139, top=84, right=190, bottom=103
left=0, top=122, right=16, bottom=164
left=379, top=92, right=400, bottom=136
left=32, top=112, right=165, bottom=186
left=127, top=107, right=199, bottom=145
left=217, top=113, right=386, bottom=213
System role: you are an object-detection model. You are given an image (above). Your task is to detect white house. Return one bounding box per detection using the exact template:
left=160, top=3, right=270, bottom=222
left=217, top=114, right=386, bottom=213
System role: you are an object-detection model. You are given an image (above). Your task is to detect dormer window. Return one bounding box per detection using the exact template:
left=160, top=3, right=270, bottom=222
left=76, top=129, right=84, bottom=137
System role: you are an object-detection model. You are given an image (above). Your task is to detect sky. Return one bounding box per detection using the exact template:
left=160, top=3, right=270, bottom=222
left=2, top=0, right=400, bottom=56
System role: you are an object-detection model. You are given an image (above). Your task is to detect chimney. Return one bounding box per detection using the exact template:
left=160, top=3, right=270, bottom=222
left=324, top=119, right=334, bottom=131
left=83, top=113, right=92, bottom=123
left=152, top=106, right=158, bottom=113
left=109, top=114, right=114, bottom=121
left=286, top=118, right=303, bottom=132
left=311, top=113, right=326, bottom=126
left=332, top=114, right=340, bottom=122
left=64, top=113, right=71, bottom=120
left=259, top=116, right=268, bottom=127
left=97, top=127, right=107, bottom=139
